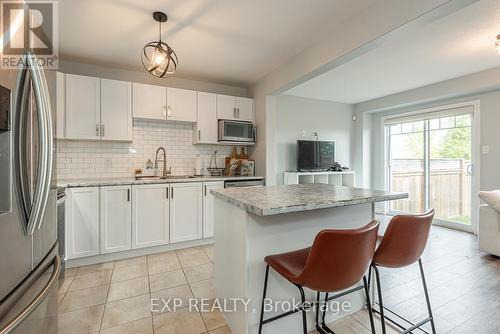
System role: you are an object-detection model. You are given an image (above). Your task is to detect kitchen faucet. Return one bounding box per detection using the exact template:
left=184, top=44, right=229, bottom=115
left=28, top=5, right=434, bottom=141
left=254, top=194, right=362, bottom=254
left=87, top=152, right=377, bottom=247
left=154, top=147, right=171, bottom=178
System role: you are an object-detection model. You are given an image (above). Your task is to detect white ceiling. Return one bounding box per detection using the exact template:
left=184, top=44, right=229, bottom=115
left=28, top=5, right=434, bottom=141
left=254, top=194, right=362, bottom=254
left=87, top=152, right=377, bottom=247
left=284, top=0, right=500, bottom=104
left=59, top=0, right=376, bottom=87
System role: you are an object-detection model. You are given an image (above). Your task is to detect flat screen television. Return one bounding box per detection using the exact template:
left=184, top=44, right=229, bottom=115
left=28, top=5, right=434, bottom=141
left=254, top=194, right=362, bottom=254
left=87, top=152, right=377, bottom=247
left=297, top=140, right=335, bottom=171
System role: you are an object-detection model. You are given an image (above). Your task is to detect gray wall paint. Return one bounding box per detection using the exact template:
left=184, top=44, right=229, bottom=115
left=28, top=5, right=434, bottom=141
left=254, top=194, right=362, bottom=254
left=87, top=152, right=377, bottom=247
left=275, top=95, right=354, bottom=184
left=59, top=60, right=248, bottom=97
left=248, top=0, right=456, bottom=181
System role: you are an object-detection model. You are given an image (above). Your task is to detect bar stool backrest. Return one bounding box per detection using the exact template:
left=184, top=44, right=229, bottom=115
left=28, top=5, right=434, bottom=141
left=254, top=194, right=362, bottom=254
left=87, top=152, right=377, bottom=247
left=373, top=209, right=434, bottom=269
left=296, top=220, right=379, bottom=292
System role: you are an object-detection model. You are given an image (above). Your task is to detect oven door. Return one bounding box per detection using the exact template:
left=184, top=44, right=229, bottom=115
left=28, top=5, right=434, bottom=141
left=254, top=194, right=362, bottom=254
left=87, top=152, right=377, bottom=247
left=218, top=120, right=255, bottom=143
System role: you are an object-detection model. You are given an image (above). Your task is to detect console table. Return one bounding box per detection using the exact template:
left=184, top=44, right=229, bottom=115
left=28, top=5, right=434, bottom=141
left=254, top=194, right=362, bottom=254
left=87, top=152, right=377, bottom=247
left=284, top=171, right=355, bottom=187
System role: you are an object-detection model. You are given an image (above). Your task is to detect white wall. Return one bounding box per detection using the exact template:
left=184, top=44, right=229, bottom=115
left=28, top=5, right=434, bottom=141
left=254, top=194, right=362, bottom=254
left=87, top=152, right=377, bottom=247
left=354, top=65, right=500, bottom=191
left=275, top=95, right=353, bottom=184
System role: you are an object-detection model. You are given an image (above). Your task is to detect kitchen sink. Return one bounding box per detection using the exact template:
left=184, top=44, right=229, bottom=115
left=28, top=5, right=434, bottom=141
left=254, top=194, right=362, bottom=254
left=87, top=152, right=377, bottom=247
left=135, top=175, right=198, bottom=180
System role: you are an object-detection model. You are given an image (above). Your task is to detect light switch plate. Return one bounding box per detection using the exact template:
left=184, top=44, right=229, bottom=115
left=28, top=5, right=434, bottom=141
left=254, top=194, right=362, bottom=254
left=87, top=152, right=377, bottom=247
left=482, top=145, right=490, bottom=154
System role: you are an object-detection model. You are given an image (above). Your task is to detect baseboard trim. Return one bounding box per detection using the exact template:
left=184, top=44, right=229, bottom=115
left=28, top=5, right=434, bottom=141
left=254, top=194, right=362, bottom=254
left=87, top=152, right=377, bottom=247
left=65, top=237, right=214, bottom=268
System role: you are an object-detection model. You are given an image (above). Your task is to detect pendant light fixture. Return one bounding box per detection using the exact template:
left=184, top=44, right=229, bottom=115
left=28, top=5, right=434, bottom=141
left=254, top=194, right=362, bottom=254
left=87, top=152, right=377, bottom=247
left=141, top=11, right=178, bottom=78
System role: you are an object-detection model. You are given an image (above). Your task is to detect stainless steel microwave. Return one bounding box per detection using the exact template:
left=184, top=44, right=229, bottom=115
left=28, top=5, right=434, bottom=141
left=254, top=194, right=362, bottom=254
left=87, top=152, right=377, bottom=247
left=218, top=120, right=256, bottom=143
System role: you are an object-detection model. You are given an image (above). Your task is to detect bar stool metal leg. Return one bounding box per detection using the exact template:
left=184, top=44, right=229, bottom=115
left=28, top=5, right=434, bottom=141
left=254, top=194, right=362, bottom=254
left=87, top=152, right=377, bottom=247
left=419, top=259, right=437, bottom=334
left=372, top=264, right=387, bottom=334
left=258, top=265, right=270, bottom=334
left=296, top=285, right=308, bottom=334
left=363, top=275, right=376, bottom=334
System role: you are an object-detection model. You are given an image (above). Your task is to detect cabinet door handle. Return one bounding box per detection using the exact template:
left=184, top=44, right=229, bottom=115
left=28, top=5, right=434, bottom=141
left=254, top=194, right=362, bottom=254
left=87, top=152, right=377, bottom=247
left=127, top=189, right=130, bottom=202
left=166, top=187, right=169, bottom=199
left=167, top=105, right=171, bottom=118
left=163, top=105, right=166, bottom=117
left=233, top=107, right=236, bottom=118
left=237, top=108, right=240, bottom=118
left=101, top=124, right=104, bottom=138
left=96, top=124, right=100, bottom=137
left=204, top=185, right=207, bottom=196
left=171, top=187, right=174, bottom=199
left=198, top=130, right=201, bottom=140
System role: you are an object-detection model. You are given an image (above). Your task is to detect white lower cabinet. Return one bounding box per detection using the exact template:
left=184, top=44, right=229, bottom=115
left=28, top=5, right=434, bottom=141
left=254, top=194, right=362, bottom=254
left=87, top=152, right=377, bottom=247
left=66, top=187, right=100, bottom=259
left=132, top=184, right=170, bottom=249
left=170, top=182, right=203, bottom=243
left=202, top=181, right=224, bottom=238
left=100, top=186, right=132, bottom=254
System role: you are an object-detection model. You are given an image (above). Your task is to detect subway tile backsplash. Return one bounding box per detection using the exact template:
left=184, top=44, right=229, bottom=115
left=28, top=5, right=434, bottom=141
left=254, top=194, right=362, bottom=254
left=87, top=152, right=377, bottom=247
left=57, top=120, right=232, bottom=179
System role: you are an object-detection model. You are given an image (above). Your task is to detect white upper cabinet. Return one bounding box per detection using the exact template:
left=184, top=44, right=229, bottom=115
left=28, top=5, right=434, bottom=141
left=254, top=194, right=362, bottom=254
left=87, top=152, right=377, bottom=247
left=170, top=182, right=203, bottom=243
left=132, top=184, right=170, bottom=249
left=236, top=97, right=254, bottom=122
left=100, top=186, right=132, bottom=254
left=217, top=94, right=254, bottom=122
left=217, top=94, right=237, bottom=120
left=101, top=79, right=133, bottom=141
left=194, top=92, right=217, bottom=144
left=166, top=87, right=197, bottom=122
left=202, top=181, right=224, bottom=238
left=132, top=83, right=166, bottom=120
left=65, top=74, right=100, bottom=140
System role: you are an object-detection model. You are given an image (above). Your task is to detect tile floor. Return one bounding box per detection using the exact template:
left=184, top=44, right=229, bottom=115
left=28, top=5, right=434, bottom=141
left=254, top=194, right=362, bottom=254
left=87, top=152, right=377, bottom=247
left=58, top=220, right=500, bottom=334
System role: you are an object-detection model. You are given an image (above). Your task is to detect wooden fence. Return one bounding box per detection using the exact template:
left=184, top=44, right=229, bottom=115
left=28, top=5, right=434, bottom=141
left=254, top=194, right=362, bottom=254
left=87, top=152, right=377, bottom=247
left=390, top=159, right=471, bottom=219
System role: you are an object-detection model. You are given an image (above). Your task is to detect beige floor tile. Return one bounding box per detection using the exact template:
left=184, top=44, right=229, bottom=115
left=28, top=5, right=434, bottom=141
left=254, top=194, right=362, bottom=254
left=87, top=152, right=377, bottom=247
left=69, top=270, right=112, bottom=291
left=202, top=245, right=215, bottom=262
left=184, top=263, right=214, bottom=283
left=111, top=262, right=148, bottom=282
left=59, top=285, right=108, bottom=313
left=190, top=279, right=216, bottom=299
left=114, top=256, right=147, bottom=268
left=151, top=284, right=194, bottom=313
left=177, top=248, right=211, bottom=268
left=200, top=299, right=227, bottom=331
left=153, top=308, right=206, bottom=334
left=147, top=252, right=181, bottom=275
left=149, top=270, right=187, bottom=292
left=62, top=266, right=79, bottom=278
left=58, top=275, right=74, bottom=294
left=77, top=262, right=114, bottom=276
left=108, top=276, right=150, bottom=302
left=209, top=326, right=232, bottom=334
left=99, top=317, right=153, bottom=334
left=101, top=293, right=152, bottom=329
left=58, top=304, right=104, bottom=334
left=351, top=309, right=400, bottom=334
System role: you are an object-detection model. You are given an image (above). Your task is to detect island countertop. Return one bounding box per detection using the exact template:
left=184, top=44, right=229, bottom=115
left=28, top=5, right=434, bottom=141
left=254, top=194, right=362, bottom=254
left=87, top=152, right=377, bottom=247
left=211, top=184, right=408, bottom=216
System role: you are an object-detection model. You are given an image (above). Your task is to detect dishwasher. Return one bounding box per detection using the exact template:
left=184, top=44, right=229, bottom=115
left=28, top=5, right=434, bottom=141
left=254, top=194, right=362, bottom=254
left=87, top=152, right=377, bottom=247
left=224, top=179, right=264, bottom=188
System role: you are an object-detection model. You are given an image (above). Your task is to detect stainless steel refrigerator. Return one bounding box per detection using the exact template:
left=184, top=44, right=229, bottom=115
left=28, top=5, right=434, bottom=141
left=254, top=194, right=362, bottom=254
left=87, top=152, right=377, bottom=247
left=0, top=51, right=60, bottom=334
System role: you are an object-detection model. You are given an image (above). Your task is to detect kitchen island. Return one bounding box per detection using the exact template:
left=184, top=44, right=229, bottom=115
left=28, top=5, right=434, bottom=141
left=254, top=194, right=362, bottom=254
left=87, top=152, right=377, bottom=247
left=211, top=184, right=407, bottom=334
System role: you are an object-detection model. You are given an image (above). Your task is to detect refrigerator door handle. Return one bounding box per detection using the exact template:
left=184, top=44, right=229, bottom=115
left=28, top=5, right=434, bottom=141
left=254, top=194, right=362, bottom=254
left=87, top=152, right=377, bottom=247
left=0, top=255, right=60, bottom=334
left=13, top=51, right=53, bottom=235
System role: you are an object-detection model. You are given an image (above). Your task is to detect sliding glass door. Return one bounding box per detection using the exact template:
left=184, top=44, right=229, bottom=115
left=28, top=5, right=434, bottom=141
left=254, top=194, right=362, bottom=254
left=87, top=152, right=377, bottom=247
left=386, top=106, right=476, bottom=232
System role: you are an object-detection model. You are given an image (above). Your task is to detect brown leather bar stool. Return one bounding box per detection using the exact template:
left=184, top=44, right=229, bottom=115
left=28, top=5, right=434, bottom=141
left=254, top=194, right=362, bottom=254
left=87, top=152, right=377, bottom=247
left=370, top=209, right=436, bottom=334
left=258, top=220, right=380, bottom=334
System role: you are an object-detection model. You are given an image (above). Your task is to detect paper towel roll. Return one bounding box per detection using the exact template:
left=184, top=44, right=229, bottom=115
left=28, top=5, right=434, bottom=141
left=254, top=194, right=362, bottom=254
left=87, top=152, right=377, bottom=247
left=194, top=155, right=202, bottom=175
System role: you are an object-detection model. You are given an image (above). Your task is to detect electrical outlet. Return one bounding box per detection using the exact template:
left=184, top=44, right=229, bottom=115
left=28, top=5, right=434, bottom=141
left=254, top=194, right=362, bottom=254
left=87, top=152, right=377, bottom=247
left=482, top=145, right=490, bottom=154
left=104, top=158, right=112, bottom=168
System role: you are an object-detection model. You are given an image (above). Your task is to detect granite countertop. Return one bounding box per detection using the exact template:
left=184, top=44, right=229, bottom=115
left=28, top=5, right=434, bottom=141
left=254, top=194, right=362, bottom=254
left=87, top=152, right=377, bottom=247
left=211, top=184, right=408, bottom=216
left=58, top=175, right=264, bottom=188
